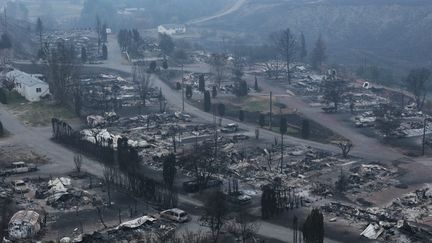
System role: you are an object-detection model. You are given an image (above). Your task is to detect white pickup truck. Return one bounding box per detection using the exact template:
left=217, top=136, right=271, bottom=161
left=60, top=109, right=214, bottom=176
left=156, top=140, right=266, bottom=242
left=1, top=161, right=37, bottom=176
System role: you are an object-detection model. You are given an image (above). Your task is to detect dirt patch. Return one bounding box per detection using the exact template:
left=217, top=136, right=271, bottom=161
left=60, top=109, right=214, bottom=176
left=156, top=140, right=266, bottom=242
left=6, top=100, right=77, bottom=127
left=0, top=143, right=50, bottom=167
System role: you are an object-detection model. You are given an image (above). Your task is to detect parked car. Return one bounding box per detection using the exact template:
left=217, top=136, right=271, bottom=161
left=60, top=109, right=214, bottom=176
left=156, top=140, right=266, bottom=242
left=12, top=180, right=29, bottom=193
left=160, top=208, right=189, bottom=223
left=233, top=134, right=249, bottom=141
left=221, top=123, right=239, bottom=133
left=1, top=162, right=37, bottom=176
left=229, top=191, right=252, bottom=205
left=182, top=178, right=223, bottom=193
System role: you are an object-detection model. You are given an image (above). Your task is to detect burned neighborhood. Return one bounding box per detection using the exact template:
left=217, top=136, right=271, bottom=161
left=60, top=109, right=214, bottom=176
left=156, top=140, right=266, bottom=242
left=2, top=0, right=432, bottom=243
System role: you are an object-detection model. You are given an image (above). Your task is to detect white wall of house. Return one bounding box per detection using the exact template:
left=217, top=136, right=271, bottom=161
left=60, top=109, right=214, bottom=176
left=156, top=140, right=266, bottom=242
left=157, top=25, right=186, bottom=35
left=19, top=83, right=49, bottom=102
left=6, top=70, right=50, bottom=102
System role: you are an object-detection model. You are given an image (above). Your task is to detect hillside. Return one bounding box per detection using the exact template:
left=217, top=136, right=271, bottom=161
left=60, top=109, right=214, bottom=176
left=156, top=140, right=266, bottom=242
left=203, top=0, right=432, bottom=71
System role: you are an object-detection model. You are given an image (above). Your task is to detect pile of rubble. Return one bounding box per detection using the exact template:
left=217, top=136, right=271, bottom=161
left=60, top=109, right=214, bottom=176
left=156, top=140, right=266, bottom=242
left=385, top=184, right=432, bottom=223
left=81, top=112, right=218, bottom=168
left=42, top=30, right=101, bottom=62
left=65, top=215, right=176, bottom=243
left=35, top=177, right=102, bottom=210
left=80, top=74, right=160, bottom=112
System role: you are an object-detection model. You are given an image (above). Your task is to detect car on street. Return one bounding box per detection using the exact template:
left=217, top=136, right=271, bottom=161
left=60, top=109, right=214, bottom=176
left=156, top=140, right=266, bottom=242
left=221, top=123, right=239, bottom=133
left=160, top=208, right=189, bottom=223
left=229, top=191, right=252, bottom=205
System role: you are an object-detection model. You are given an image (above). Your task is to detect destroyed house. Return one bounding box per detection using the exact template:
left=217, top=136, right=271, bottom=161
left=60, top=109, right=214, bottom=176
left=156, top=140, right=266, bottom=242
left=7, top=210, right=41, bottom=241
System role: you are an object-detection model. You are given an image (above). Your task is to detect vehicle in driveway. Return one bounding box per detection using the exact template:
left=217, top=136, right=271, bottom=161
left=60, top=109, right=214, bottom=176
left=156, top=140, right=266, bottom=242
left=228, top=191, right=252, bottom=205
left=12, top=180, right=29, bottom=193
left=160, top=208, right=189, bottom=223
left=233, top=134, right=249, bottom=141
left=182, top=178, right=223, bottom=193
left=1, top=162, right=37, bottom=176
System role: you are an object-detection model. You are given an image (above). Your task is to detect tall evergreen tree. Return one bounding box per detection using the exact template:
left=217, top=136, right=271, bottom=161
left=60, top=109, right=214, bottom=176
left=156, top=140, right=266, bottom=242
left=302, top=208, right=324, bottom=243
left=36, top=17, right=43, bottom=50
left=311, top=35, right=327, bottom=70
left=163, top=153, right=176, bottom=188
left=0, top=120, right=3, bottom=136
left=199, top=74, right=206, bottom=92
left=81, top=47, right=87, bottom=63
left=301, top=119, right=310, bottom=139
left=204, top=90, right=211, bottom=112
left=185, top=85, right=193, bottom=99
left=102, top=44, right=108, bottom=60
left=300, top=32, right=307, bottom=62
left=261, top=185, right=277, bottom=219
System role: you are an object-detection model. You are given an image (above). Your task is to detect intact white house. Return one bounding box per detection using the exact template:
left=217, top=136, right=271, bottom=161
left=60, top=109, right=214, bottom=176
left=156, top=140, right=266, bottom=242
left=157, top=24, right=186, bottom=35
left=6, top=69, right=50, bottom=102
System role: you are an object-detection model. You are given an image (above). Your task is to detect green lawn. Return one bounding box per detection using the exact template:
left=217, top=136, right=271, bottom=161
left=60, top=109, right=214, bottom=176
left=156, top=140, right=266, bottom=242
left=6, top=92, right=76, bottom=127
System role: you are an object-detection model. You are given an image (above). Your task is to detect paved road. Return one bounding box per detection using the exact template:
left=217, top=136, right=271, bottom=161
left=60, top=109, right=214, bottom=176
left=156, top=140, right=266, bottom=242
left=186, top=0, right=248, bottom=25
left=0, top=105, right=104, bottom=177
left=100, top=36, right=341, bottom=153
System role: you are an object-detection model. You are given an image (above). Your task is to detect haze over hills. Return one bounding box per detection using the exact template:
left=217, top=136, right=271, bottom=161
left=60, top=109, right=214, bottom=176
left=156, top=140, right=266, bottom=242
left=202, top=0, right=432, bottom=73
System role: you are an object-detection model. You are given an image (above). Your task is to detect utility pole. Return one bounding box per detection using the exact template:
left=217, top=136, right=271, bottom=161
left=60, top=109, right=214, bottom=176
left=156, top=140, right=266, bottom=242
left=269, top=92, right=273, bottom=129
left=281, top=133, right=283, bottom=173
left=181, top=64, right=185, bottom=112
left=422, top=117, right=430, bottom=156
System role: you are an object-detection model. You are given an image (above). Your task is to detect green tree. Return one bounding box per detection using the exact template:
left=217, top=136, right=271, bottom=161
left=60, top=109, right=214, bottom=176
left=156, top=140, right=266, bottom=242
left=149, top=61, right=157, bottom=73
left=212, top=86, right=217, bottom=98
left=0, top=34, right=12, bottom=49
left=204, top=90, right=211, bottom=112
left=36, top=17, right=43, bottom=50
left=102, top=44, right=108, bottom=60
left=199, top=74, right=205, bottom=92
left=163, top=153, right=177, bottom=188
left=335, top=168, right=348, bottom=192
left=186, top=85, right=193, bottom=99
left=261, top=185, right=277, bottom=219
left=239, top=110, right=245, bottom=122
left=101, top=23, right=108, bottom=43
left=218, top=103, right=225, bottom=125
left=300, top=32, right=307, bottom=62
left=259, top=114, right=265, bottom=128
left=81, top=47, right=87, bottom=63
left=404, top=68, right=431, bottom=111
left=162, top=59, right=168, bottom=69
left=311, top=35, right=327, bottom=70
left=322, top=79, right=348, bottom=111
left=302, top=208, right=324, bottom=243
left=0, top=120, right=3, bottom=136
left=235, top=80, right=248, bottom=97
left=159, top=33, right=175, bottom=56
left=218, top=103, right=225, bottom=117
